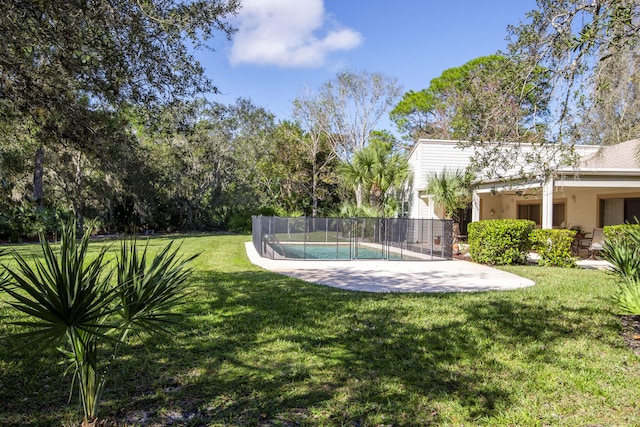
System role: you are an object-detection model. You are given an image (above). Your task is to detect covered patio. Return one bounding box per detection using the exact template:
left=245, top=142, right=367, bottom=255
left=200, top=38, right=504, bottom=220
left=471, top=139, right=640, bottom=235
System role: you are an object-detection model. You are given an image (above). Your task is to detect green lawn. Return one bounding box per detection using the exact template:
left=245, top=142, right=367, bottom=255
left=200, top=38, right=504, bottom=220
left=0, top=234, right=639, bottom=426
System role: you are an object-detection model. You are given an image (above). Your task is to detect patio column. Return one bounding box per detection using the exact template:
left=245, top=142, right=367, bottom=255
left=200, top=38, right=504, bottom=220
left=472, top=190, right=480, bottom=222
left=541, top=177, right=554, bottom=229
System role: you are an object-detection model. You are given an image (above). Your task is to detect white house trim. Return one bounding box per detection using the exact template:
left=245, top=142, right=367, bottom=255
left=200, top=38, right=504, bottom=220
left=542, top=178, right=554, bottom=229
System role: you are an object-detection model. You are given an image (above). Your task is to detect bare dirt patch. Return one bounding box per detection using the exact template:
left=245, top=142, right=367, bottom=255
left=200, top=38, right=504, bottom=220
left=621, top=315, right=640, bottom=356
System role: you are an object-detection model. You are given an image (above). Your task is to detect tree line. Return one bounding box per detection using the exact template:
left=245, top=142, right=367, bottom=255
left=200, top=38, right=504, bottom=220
left=1, top=0, right=638, bottom=239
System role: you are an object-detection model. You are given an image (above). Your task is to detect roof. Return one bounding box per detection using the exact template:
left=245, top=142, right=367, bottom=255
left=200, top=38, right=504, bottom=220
left=578, top=139, right=640, bottom=169
left=410, top=138, right=640, bottom=188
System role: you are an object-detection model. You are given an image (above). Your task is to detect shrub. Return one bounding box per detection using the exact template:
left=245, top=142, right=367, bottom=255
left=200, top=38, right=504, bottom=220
left=0, top=222, right=197, bottom=424
left=0, top=205, right=71, bottom=241
left=603, top=223, right=640, bottom=245
left=530, top=228, right=576, bottom=267
left=228, top=212, right=253, bottom=233
left=228, top=206, right=278, bottom=233
left=612, top=278, right=640, bottom=315
left=468, top=219, right=535, bottom=265
left=602, top=224, right=640, bottom=314
left=603, top=231, right=640, bottom=280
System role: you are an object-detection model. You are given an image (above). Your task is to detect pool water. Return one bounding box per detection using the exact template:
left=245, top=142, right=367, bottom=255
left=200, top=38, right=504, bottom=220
left=276, top=244, right=409, bottom=260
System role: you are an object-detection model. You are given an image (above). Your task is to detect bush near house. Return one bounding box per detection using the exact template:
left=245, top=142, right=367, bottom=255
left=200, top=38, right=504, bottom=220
left=530, top=228, right=576, bottom=268
left=468, top=219, right=535, bottom=265
left=603, top=223, right=640, bottom=245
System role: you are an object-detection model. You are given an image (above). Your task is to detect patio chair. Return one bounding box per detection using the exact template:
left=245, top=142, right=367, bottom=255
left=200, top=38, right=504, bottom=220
left=571, top=234, right=592, bottom=257
left=588, top=228, right=605, bottom=259
left=453, top=222, right=466, bottom=243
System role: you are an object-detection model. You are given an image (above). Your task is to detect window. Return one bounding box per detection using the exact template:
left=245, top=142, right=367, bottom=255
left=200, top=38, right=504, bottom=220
left=626, top=199, right=640, bottom=223
left=601, top=198, right=640, bottom=225
left=518, top=204, right=540, bottom=225
left=518, top=202, right=565, bottom=227
left=553, top=203, right=566, bottom=228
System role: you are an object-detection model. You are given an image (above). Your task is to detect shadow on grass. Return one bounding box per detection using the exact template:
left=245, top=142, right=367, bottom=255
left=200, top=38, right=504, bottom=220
left=0, top=342, right=79, bottom=426
left=0, top=267, right=623, bottom=426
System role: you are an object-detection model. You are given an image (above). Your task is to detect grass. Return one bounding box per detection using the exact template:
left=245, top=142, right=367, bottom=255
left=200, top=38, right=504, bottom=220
left=0, top=233, right=639, bottom=426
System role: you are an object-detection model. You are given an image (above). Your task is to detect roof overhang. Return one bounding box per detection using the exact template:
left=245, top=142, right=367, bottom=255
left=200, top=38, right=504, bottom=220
left=474, top=168, right=640, bottom=194
left=557, top=167, right=640, bottom=176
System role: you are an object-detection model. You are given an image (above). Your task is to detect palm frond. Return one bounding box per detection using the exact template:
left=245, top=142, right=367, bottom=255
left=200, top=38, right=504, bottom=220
left=612, top=278, right=640, bottom=315
left=0, top=224, right=198, bottom=422
left=425, top=168, right=472, bottom=219
left=117, top=238, right=199, bottom=335
left=0, top=223, right=117, bottom=345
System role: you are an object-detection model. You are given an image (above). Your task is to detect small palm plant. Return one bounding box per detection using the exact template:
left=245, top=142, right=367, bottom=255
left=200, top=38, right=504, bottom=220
left=0, top=222, right=198, bottom=425
left=602, top=225, right=640, bottom=314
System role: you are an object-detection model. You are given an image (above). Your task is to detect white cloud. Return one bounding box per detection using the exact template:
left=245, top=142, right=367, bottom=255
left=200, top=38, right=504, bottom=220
left=229, top=0, right=363, bottom=68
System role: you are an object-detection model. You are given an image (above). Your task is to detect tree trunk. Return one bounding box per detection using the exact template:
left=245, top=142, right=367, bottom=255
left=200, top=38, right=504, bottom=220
left=312, top=164, right=318, bottom=217
left=33, top=146, right=44, bottom=207
left=369, top=184, right=383, bottom=212
left=355, top=183, right=363, bottom=208
left=74, top=153, right=85, bottom=236
left=71, top=198, right=85, bottom=237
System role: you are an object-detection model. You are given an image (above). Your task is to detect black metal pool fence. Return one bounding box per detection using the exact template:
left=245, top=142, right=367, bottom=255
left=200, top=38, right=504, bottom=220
left=252, top=216, right=453, bottom=260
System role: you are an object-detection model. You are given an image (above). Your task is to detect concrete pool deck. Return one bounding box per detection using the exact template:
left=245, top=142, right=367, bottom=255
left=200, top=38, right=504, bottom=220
left=245, top=242, right=536, bottom=293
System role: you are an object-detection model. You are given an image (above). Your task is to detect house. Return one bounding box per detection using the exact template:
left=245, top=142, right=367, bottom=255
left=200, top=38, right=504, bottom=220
left=407, top=138, right=640, bottom=233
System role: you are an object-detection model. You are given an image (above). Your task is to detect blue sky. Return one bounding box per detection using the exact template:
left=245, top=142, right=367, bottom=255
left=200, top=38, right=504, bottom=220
left=197, top=0, right=538, bottom=130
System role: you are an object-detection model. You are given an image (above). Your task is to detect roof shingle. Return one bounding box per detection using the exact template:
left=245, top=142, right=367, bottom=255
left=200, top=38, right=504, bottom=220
left=579, top=139, right=640, bottom=169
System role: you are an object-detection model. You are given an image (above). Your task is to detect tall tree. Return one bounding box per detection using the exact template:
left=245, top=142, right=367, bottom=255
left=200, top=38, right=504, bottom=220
left=581, top=31, right=640, bottom=144
left=392, top=54, right=562, bottom=184
left=258, top=121, right=339, bottom=217
left=292, top=94, right=343, bottom=216
left=0, top=0, right=240, bottom=207
left=258, top=122, right=310, bottom=214
left=452, top=0, right=640, bottom=187
left=140, top=98, right=276, bottom=229
left=507, top=0, right=640, bottom=144
left=390, top=55, right=550, bottom=143
left=389, top=88, right=445, bottom=142
left=311, top=70, right=402, bottom=163
left=295, top=70, right=401, bottom=206
left=45, top=103, right=146, bottom=232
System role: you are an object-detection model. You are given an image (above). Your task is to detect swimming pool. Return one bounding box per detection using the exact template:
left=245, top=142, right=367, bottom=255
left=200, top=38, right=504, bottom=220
left=252, top=216, right=453, bottom=261
left=273, top=243, right=421, bottom=260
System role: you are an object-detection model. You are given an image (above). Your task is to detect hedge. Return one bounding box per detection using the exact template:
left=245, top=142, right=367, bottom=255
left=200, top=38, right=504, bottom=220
left=530, top=228, right=576, bottom=268
left=603, top=223, right=640, bottom=245
left=468, top=219, right=535, bottom=265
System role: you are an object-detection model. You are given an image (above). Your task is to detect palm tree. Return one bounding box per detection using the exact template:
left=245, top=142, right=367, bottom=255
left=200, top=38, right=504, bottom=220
left=425, top=168, right=473, bottom=222
left=340, top=139, right=409, bottom=215
left=340, top=146, right=375, bottom=208
left=0, top=222, right=197, bottom=425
